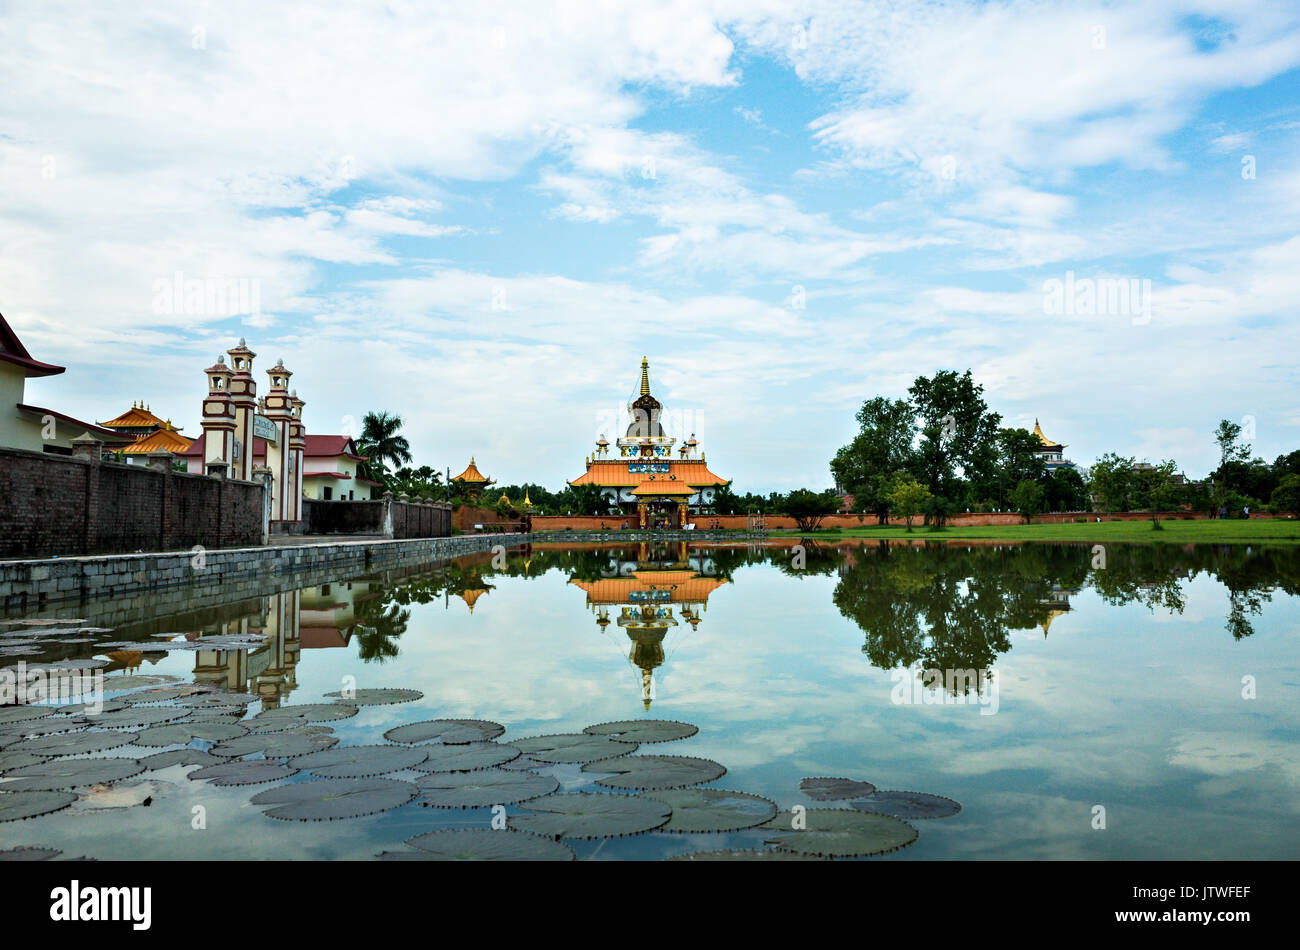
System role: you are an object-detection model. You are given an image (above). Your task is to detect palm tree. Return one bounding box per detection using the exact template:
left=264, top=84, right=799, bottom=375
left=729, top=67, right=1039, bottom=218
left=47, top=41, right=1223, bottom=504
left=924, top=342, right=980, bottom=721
left=357, top=410, right=413, bottom=484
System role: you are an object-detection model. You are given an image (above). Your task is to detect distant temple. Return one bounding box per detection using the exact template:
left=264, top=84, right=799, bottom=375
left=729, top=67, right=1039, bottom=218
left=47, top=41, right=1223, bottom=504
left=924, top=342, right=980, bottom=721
left=452, top=457, right=494, bottom=498
left=1032, top=419, right=1077, bottom=472
left=98, top=402, right=193, bottom=460
left=569, top=357, right=729, bottom=528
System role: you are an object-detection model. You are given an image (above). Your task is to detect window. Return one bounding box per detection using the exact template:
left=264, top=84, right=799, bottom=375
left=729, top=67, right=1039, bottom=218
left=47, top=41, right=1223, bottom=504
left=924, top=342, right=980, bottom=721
left=323, top=486, right=333, bottom=500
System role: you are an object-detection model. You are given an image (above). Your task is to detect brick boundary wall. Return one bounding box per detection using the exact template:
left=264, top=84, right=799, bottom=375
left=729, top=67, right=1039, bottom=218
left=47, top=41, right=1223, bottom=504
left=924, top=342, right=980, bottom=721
left=0, top=443, right=263, bottom=558
left=0, top=532, right=528, bottom=611
left=303, top=495, right=451, bottom=538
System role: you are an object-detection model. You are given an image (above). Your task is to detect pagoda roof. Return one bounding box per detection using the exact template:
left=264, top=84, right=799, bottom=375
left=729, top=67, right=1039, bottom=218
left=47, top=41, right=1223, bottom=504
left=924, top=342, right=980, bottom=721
left=630, top=479, right=695, bottom=496
left=570, top=460, right=729, bottom=488
left=99, top=403, right=168, bottom=429
left=570, top=571, right=727, bottom=605
left=1032, top=419, right=1065, bottom=449
left=0, top=312, right=66, bottom=378
left=453, top=457, right=492, bottom=483
left=120, top=426, right=194, bottom=455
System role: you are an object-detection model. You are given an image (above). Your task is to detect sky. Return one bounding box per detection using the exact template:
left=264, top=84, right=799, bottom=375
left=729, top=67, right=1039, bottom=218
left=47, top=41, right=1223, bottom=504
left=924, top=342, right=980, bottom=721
left=3, top=0, right=1299, bottom=491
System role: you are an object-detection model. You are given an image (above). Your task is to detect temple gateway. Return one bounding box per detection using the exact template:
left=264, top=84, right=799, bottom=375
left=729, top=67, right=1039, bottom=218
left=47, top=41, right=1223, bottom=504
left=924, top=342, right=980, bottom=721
left=568, top=358, right=729, bottom=528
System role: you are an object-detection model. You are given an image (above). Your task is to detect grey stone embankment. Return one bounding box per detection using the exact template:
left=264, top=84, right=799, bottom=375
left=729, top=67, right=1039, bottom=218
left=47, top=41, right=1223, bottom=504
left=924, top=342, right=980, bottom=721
left=529, top=530, right=766, bottom=543
left=0, top=533, right=529, bottom=613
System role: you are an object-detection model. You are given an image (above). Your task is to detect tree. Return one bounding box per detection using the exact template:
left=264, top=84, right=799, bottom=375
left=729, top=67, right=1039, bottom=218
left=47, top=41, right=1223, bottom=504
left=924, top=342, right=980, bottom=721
left=1133, top=460, right=1181, bottom=527
left=885, top=476, right=931, bottom=532
left=1088, top=453, right=1136, bottom=513
left=710, top=484, right=742, bottom=515
left=566, top=483, right=607, bottom=516
left=1213, top=419, right=1251, bottom=504
left=1042, top=466, right=1089, bottom=512
left=784, top=488, right=841, bottom=533
left=994, top=428, right=1047, bottom=508
left=1272, top=474, right=1300, bottom=514
left=357, top=411, right=413, bottom=484
left=830, top=396, right=916, bottom=523
left=922, top=494, right=957, bottom=530
left=1009, top=479, right=1045, bottom=524
left=907, top=370, right=1002, bottom=506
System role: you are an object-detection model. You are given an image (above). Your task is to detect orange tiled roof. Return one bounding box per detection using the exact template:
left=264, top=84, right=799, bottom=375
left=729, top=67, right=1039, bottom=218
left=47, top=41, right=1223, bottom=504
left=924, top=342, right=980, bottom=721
left=570, top=571, right=727, bottom=604
left=630, top=479, right=695, bottom=496
left=569, top=460, right=729, bottom=488
left=453, top=457, right=491, bottom=483
left=99, top=404, right=167, bottom=429
left=121, top=426, right=194, bottom=455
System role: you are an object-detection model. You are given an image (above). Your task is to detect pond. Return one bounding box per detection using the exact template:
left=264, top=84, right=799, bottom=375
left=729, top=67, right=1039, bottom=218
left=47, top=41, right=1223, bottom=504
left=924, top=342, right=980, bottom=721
left=1, top=540, right=1297, bottom=860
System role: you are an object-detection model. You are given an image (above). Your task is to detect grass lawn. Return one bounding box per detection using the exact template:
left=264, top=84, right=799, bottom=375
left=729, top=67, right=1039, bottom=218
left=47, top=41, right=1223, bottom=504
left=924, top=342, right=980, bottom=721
left=768, top=518, right=1300, bottom=544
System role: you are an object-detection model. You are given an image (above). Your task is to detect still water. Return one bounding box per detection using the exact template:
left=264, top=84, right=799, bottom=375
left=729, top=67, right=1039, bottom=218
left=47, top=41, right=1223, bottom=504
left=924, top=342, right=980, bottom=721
left=2, top=541, right=1298, bottom=860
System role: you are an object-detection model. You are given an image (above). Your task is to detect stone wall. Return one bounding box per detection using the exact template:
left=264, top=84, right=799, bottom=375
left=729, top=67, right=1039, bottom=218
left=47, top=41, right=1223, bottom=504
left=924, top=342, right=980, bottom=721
left=303, top=495, right=451, bottom=538
left=0, top=532, right=527, bottom=611
left=0, top=443, right=263, bottom=559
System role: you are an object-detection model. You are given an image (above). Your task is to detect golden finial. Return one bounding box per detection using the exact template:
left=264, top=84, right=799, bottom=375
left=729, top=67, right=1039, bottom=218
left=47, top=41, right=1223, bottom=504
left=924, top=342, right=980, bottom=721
left=639, top=356, right=650, bottom=396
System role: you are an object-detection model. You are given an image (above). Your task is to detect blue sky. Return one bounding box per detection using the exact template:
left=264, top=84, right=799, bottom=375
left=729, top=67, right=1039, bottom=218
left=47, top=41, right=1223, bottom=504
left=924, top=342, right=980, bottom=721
left=3, top=0, right=1299, bottom=490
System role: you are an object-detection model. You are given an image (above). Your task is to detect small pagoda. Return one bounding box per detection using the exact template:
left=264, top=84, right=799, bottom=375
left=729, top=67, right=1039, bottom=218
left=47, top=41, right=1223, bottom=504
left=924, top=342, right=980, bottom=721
left=1031, top=419, right=1076, bottom=472
left=452, top=457, right=494, bottom=499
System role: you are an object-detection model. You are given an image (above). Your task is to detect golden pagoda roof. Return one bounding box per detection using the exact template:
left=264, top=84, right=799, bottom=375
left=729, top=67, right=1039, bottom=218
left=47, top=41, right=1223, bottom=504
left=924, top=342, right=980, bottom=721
left=1032, top=419, right=1065, bottom=449
left=570, top=460, right=729, bottom=488
left=459, top=588, right=488, bottom=613
left=99, top=403, right=167, bottom=429
left=570, top=570, right=727, bottom=604
left=453, top=457, right=491, bottom=484
left=121, top=425, right=194, bottom=455
left=1039, top=607, right=1069, bottom=637
left=639, top=356, right=650, bottom=396
left=630, top=479, right=695, bottom=496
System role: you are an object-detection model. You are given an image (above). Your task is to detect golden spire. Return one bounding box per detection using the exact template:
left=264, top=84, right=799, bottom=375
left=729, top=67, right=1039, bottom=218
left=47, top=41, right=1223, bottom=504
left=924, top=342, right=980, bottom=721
left=639, top=356, right=650, bottom=396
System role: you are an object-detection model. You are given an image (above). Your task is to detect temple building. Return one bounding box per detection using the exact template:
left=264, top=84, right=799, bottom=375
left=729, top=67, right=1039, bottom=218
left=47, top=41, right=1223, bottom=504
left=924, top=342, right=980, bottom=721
left=98, top=402, right=194, bottom=462
left=1032, top=419, right=1077, bottom=472
left=569, top=357, right=730, bottom=528
left=569, top=542, right=727, bottom=709
left=452, top=457, right=494, bottom=498
left=1, top=310, right=127, bottom=454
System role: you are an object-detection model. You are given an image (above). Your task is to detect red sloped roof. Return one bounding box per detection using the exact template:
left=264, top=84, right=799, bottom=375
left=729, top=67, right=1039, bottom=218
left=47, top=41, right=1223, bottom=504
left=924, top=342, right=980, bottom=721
left=0, top=312, right=66, bottom=378
left=304, top=434, right=366, bottom=459
left=569, top=460, right=729, bottom=488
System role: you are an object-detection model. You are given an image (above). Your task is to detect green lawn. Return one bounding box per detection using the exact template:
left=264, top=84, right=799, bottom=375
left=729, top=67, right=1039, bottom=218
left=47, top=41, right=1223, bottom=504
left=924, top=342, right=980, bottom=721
left=769, top=518, right=1300, bottom=544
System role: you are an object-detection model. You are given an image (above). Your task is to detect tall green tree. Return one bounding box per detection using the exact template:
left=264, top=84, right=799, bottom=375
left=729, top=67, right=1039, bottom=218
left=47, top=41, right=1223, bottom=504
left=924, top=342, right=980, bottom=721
left=1088, top=453, right=1136, bottom=513
left=907, top=370, right=1002, bottom=505
left=357, top=410, right=413, bottom=484
left=1009, top=479, right=1046, bottom=524
left=1212, top=419, right=1252, bottom=504
left=885, top=475, right=931, bottom=532
left=994, top=427, right=1048, bottom=507
left=784, top=488, right=842, bottom=532
left=830, top=396, right=917, bottom=523
left=1132, top=460, right=1181, bottom=527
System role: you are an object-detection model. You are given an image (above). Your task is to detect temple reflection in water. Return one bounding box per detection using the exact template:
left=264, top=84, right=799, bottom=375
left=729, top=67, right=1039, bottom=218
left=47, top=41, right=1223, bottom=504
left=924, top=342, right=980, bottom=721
left=568, top=541, right=730, bottom=709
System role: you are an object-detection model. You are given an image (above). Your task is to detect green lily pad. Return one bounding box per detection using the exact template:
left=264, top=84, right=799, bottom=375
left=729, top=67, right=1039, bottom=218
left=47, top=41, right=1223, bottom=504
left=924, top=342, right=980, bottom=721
left=643, top=788, right=777, bottom=832
left=0, top=790, right=78, bottom=822
left=851, top=791, right=961, bottom=819
left=322, top=688, right=423, bottom=706
left=250, top=777, right=418, bottom=821
left=666, top=848, right=825, bottom=861
left=101, top=674, right=181, bottom=692
left=210, top=732, right=339, bottom=759
left=134, top=721, right=249, bottom=747
left=391, top=829, right=574, bottom=861
left=141, top=749, right=220, bottom=771
left=174, top=691, right=258, bottom=709
left=1, top=758, right=145, bottom=791
left=294, top=745, right=429, bottom=778
left=760, top=808, right=918, bottom=857
left=585, top=755, right=725, bottom=791
left=509, top=792, right=671, bottom=839
left=416, top=768, right=559, bottom=808
left=54, top=699, right=129, bottom=716
left=410, top=741, right=520, bottom=773
left=583, top=719, right=698, bottom=744
left=253, top=703, right=358, bottom=724
left=188, top=761, right=299, bottom=786
left=0, top=706, right=51, bottom=726
left=122, top=685, right=214, bottom=704
left=511, top=733, right=634, bottom=764
left=800, top=777, right=878, bottom=801
left=383, top=719, right=505, bottom=745
left=11, top=731, right=139, bottom=757
left=0, top=847, right=63, bottom=860
left=82, top=707, right=189, bottom=730
left=0, top=716, right=86, bottom=737
left=0, top=751, right=46, bottom=773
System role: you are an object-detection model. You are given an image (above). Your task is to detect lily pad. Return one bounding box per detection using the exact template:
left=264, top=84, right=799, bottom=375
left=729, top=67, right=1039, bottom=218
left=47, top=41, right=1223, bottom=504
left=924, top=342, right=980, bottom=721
left=851, top=790, right=962, bottom=819
left=392, top=829, right=574, bottom=861
left=210, top=732, right=339, bottom=759
left=383, top=719, right=504, bottom=745
left=800, top=776, right=878, bottom=801
left=0, top=716, right=86, bottom=737
left=11, top=731, right=139, bottom=757
left=82, top=706, right=189, bottom=730
left=252, top=703, right=358, bottom=724
left=416, top=768, right=559, bottom=808
left=322, top=688, right=422, bottom=706
left=643, top=788, right=777, bottom=832
left=0, top=758, right=144, bottom=791
left=760, top=808, right=918, bottom=857
left=294, top=745, right=429, bottom=778
left=0, top=706, right=51, bottom=726
left=509, top=792, right=671, bottom=839
left=0, top=751, right=45, bottom=773
left=141, top=749, right=220, bottom=771
left=510, top=733, right=634, bottom=764
left=54, top=699, right=130, bottom=716
left=0, top=847, right=63, bottom=860
left=498, top=755, right=549, bottom=771
left=101, top=674, right=180, bottom=691
left=69, top=780, right=166, bottom=810
left=174, top=691, right=258, bottom=709
left=585, top=755, right=725, bottom=791
left=250, top=777, right=418, bottom=821
left=0, top=790, right=78, bottom=822
left=583, top=719, right=698, bottom=744
left=410, top=741, right=520, bottom=773
left=189, top=761, right=299, bottom=786
left=134, top=721, right=249, bottom=747
left=667, top=848, right=824, bottom=861
left=123, top=685, right=214, bottom=704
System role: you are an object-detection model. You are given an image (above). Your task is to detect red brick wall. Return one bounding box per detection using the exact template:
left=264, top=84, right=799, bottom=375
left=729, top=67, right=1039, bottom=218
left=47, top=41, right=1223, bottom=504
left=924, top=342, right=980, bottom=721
left=0, top=446, right=263, bottom=558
